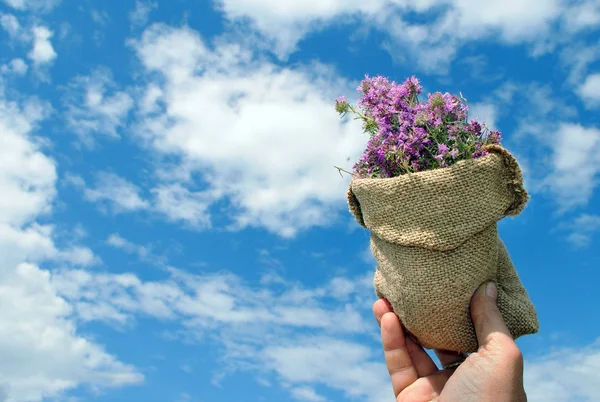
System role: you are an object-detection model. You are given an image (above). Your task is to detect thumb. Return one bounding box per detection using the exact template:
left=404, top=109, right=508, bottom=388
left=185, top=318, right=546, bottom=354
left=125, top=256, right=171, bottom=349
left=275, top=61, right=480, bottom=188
left=470, top=282, right=513, bottom=349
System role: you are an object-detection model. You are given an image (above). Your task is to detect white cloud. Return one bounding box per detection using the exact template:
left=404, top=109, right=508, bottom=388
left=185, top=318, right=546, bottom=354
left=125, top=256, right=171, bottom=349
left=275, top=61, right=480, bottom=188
left=214, top=0, right=571, bottom=71
left=56, top=265, right=369, bottom=333
left=138, top=83, right=163, bottom=114
left=546, top=123, right=600, bottom=211
left=1, top=58, right=28, bottom=75
left=52, top=234, right=374, bottom=333
left=106, top=233, right=141, bottom=253
left=570, top=214, right=600, bottom=233
left=77, top=174, right=214, bottom=227
left=106, top=233, right=154, bottom=263
left=562, top=0, right=600, bottom=33
left=480, top=82, right=599, bottom=212
left=565, top=214, right=600, bottom=247
left=0, top=223, right=55, bottom=269
left=0, top=98, right=55, bottom=227
left=151, top=184, right=212, bottom=228
left=561, top=43, right=600, bottom=85
left=525, top=340, right=600, bottom=402
left=0, top=91, right=142, bottom=401
left=0, top=117, right=96, bottom=265
left=290, top=386, right=327, bottom=402
left=1, top=0, right=61, bottom=11
left=261, top=337, right=391, bottom=402
left=59, top=245, right=97, bottom=266
left=180, top=364, right=193, bottom=374
left=0, top=13, right=21, bottom=38
left=63, top=68, right=134, bottom=145
left=130, top=0, right=157, bottom=28
left=82, top=172, right=150, bottom=213
left=131, top=24, right=365, bottom=237
left=213, top=0, right=384, bottom=58
left=385, top=0, right=568, bottom=72
left=578, top=73, right=600, bottom=109
left=0, top=263, right=143, bottom=401
left=0, top=221, right=98, bottom=269
left=28, top=26, right=57, bottom=66
left=90, top=10, right=110, bottom=25
left=51, top=254, right=376, bottom=400
left=468, top=102, right=498, bottom=130
left=50, top=229, right=600, bottom=402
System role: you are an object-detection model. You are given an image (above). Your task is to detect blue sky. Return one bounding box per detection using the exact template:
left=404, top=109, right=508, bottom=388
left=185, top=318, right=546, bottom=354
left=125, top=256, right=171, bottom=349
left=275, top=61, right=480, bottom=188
left=0, top=0, right=599, bottom=401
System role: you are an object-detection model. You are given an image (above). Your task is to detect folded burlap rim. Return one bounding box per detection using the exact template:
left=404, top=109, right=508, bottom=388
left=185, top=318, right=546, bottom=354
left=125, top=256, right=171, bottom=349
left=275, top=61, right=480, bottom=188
left=347, top=144, right=529, bottom=251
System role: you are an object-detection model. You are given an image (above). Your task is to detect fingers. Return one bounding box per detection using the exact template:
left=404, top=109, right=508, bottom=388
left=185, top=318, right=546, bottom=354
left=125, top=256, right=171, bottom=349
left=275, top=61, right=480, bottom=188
left=381, top=312, right=419, bottom=397
left=470, top=282, right=513, bottom=349
left=406, top=337, right=438, bottom=377
left=373, top=298, right=393, bottom=326
left=374, top=299, right=438, bottom=377
left=399, top=371, right=451, bottom=401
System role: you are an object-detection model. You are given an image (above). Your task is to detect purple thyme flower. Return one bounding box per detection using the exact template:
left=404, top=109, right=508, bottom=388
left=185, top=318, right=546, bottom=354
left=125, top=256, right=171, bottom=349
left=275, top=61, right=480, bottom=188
left=335, top=96, right=349, bottom=114
left=488, top=130, right=502, bottom=144
left=337, top=75, right=502, bottom=178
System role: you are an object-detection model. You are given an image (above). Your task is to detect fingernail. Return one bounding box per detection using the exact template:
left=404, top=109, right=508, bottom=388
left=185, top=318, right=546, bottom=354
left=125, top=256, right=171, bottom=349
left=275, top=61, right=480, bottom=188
left=486, top=282, right=497, bottom=300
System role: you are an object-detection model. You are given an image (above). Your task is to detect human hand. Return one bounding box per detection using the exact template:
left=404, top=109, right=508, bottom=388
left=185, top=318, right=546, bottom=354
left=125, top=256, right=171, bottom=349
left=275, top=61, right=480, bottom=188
left=373, top=282, right=527, bottom=402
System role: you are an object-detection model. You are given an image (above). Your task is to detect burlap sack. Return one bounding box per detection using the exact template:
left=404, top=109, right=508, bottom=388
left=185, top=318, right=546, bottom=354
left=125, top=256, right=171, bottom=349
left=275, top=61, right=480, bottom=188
left=348, top=144, right=538, bottom=353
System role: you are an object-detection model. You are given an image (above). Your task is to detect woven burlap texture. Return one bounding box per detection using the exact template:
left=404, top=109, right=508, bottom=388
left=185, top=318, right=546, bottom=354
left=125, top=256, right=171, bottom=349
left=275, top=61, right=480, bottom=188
left=348, top=144, right=538, bottom=353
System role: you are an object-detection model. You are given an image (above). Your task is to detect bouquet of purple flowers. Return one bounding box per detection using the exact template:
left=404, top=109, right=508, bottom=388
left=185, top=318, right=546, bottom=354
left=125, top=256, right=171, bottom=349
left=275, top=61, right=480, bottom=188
left=335, top=75, right=502, bottom=178
left=339, top=76, right=538, bottom=353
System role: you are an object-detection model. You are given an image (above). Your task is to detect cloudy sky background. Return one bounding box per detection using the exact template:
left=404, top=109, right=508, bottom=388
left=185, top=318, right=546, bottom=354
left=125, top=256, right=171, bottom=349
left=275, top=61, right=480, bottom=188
left=0, top=0, right=599, bottom=401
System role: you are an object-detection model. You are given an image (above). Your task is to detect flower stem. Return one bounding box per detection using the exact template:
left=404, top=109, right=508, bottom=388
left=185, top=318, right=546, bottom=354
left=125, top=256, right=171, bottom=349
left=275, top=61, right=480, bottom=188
left=334, top=166, right=355, bottom=177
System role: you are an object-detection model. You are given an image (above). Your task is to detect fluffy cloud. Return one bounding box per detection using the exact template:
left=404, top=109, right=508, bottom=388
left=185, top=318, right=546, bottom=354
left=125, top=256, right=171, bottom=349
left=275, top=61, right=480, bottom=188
left=73, top=174, right=214, bottom=228
left=560, top=43, right=600, bottom=85
left=467, top=102, right=498, bottom=130
left=53, top=260, right=370, bottom=333
left=63, top=68, right=134, bottom=145
left=565, top=214, right=600, bottom=247
left=0, top=222, right=97, bottom=270
left=105, top=233, right=167, bottom=266
left=0, top=98, right=55, bottom=228
left=51, top=238, right=379, bottom=400
left=546, top=123, right=600, bottom=211
left=525, top=339, right=600, bottom=401
left=214, top=0, right=576, bottom=71
left=130, top=0, right=157, bottom=28
left=578, top=73, right=600, bottom=109
left=1, top=0, right=61, bottom=11
left=0, top=13, right=21, bottom=38
left=131, top=24, right=365, bottom=237
left=213, top=0, right=385, bottom=57
left=561, top=0, right=600, bottom=33
left=106, top=233, right=149, bottom=258
left=0, top=90, right=142, bottom=401
left=151, top=184, right=212, bottom=228
left=0, top=100, right=90, bottom=269
left=50, top=231, right=600, bottom=402
left=261, top=337, right=390, bottom=402
left=28, top=26, right=56, bottom=66
left=290, top=387, right=327, bottom=402
left=1, top=58, right=28, bottom=75
left=473, top=82, right=599, bottom=214
left=80, top=172, right=150, bottom=213
left=0, top=263, right=142, bottom=401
